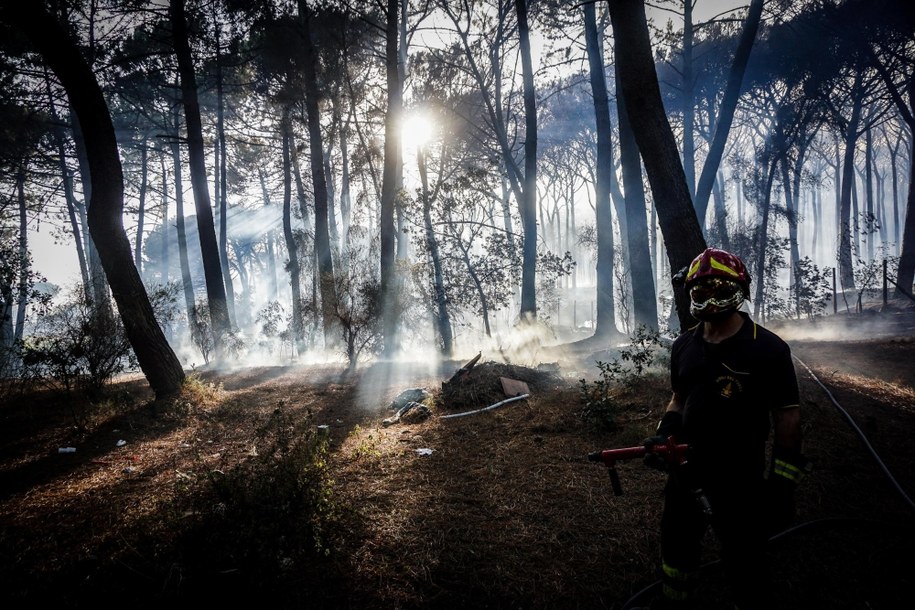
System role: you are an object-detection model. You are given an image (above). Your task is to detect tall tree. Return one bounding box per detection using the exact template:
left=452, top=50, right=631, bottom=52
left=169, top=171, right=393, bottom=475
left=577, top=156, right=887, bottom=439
left=582, top=1, right=617, bottom=339
left=693, top=0, right=765, bottom=227
left=379, top=0, right=403, bottom=354
left=169, top=0, right=231, bottom=356
left=299, top=2, right=340, bottom=348
left=608, top=0, right=706, bottom=330
left=515, top=0, right=538, bottom=322
left=0, top=0, right=185, bottom=398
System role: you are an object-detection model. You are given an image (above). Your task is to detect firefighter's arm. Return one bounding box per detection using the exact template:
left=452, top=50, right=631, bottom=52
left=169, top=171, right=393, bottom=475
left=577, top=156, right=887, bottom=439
left=771, top=405, right=811, bottom=485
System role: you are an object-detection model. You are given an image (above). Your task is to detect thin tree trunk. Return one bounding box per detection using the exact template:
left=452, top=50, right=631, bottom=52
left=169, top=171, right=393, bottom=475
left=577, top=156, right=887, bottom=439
left=47, top=80, right=91, bottom=293
left=159, top=150, right=169, bottom=286
left=418, top=145, right=452, bottom=356
left=379, top=0, right=403, bottom=353
left=214, top=23, right=236, bottom=327
left=134, top=135, right=148, bottom=274
left=694, top=0, right=765, bottom=223
left=616, top=60, right=658, bottom=331
left=515, top=0, right=538, bottom=322
left=171, top=101, right=197, bottom=331
left=299, top=3, right=339, bottom=347
left=280, top=109, right=305, bottom=353
left=681, top=0, right=696, bottom=200
left=257, top=168, right=279, bottom=303
left=170, top=0, right=231, bottom=355
left=15, top=167, right=28, bottom=344
left=839, top=79, right=864, bottom=290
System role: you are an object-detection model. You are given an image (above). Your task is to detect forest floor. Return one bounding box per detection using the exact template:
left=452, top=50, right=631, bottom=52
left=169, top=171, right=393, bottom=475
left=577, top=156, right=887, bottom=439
left=1, top=303, right=914, bottom=609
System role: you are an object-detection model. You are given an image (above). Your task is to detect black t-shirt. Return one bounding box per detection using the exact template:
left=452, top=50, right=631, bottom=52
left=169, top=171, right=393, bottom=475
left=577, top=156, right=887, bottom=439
left=670, top=312, right=799, bottom=483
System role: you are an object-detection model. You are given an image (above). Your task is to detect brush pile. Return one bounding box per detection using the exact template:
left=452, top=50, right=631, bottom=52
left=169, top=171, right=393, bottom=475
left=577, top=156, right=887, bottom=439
left=439, top=359, right=566, bottom=411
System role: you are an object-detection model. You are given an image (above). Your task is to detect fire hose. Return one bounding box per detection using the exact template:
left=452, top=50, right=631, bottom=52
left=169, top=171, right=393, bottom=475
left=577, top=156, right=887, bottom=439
left=592, top=356, right=915, bottom=609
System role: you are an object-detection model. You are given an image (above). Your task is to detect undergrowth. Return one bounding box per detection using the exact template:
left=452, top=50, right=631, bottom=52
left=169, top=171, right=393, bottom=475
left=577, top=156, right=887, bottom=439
left=165, top=405, right=342, bottom=599
left=578, top=325, right=668, bottom=429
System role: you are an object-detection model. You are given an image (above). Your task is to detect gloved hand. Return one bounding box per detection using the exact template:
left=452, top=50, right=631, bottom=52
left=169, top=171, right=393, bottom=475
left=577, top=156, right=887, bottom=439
left=766, top=448, right=812, bottom=535
left=642, top=411, right=682, bottom=472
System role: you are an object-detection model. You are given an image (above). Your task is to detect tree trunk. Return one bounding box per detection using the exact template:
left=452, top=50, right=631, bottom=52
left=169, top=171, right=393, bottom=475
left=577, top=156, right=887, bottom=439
left=214, top=27, right=237, bottom=327
left=5, top=0, right=185, bottom=398
left=753, top=162, right=779, bottom=321
left=616, top=61, right=659, bottom=331
left=896, top=72, right=915, bottom=298
left=681, top=0, right=696, bottom=200
left=712, top=170, right=730, bottom=250
left=418, top=146, right=453, bottom=356
left=280, top=110, right=305, bottom=353
left=300, top=3, right=339, bottom=348
left=515, top=0, right=538, bottom=322
left=839, top=78, right=864, bottom=291
left=15, top=167, right=28, bottom=344
left=71, top=110, right=110, bottom=310
left=170, top=0, right=231, bottom=355
left=171, top=100, right=197, bottom=333
left=608, top=0, right=705, bottom=332
left=379, top=0, right=403, bottom=354
left=47, top=81, right=91, bottom=293
left=134, top=135, right=148, bottom=274
left=694, top=0, right=765, bottom=224
left=159, top=150, right=169, bottom=287
left=257, top=168, right=279, bottom=303
left=584, top=1, right=617, bottom=340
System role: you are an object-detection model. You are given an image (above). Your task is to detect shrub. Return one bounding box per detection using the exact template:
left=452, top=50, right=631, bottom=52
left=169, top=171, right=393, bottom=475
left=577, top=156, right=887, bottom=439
left=20, top=289, right=136, bottom=396
left=578, top=325, right=668, bottom=429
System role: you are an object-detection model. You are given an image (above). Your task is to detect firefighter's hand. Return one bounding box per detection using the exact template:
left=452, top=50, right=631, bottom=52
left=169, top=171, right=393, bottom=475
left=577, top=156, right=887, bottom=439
left=642, top=435, right=669, bottom=472
left=766, top=475, right=795, bottom=535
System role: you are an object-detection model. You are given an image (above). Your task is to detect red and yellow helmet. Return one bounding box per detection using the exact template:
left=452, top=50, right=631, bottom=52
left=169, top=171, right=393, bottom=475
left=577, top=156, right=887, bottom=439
left=685, top=248, right=751, bottom=320
left=685, top=248, right=750, bottom=293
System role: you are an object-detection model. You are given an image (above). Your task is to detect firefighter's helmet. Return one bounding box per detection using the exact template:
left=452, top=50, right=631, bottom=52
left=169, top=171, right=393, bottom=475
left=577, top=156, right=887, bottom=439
left=685, top=248, right=751, bottom=320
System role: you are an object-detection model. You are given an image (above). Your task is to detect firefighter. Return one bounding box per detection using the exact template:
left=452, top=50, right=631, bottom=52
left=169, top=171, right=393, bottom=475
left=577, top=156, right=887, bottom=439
left=638, top=247, right=810, bottom=610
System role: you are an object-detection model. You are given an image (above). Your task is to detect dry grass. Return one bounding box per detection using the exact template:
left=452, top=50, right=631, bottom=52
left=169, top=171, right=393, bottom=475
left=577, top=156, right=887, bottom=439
left=1, top=339, right=914, bottom=609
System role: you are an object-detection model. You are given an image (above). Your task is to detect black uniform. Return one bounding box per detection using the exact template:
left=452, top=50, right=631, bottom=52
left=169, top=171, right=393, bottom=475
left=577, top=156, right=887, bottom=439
left=659, top=312, right=799, bottom=608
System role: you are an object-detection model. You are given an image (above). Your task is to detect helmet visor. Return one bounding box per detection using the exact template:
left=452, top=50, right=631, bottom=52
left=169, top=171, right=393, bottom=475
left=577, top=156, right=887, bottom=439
left=689, top=278, right=745, bottom=316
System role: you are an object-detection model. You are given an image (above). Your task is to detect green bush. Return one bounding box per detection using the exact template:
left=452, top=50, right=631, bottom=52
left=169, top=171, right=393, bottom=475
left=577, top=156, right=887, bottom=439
left=578, top=325, right=668, bottom=429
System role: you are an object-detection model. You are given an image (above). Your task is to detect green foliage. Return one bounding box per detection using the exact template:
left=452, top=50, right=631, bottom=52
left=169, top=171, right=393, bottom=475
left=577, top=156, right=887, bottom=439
left=578, top=325, right=668, bottom=429
left=20, top=289, right=136, bottom=397
left=791, top=257, right=832, bottom=319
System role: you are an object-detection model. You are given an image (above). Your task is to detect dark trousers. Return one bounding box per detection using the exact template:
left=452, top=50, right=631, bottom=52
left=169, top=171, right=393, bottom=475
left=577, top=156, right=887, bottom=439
left=659, top=473, right=770, bottom=609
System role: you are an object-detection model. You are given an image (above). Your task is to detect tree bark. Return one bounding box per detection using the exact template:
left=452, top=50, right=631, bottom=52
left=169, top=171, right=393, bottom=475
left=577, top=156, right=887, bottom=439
left=3, top=1, right=185, bottom=398
left=379, top=0, right=403, bottom=354
left=694, top=0, right=765, bottom=225
left=418, top=145, right=453, bottom=356
left=583, top=2, right=618, bottom=339
left=134, top=135, right=148, bottom=274
left=170, top=0, right=231, bottom=357
left=280, top=110, right=305, bottom=353
left=896, top=72, right=915, bottom=299
left=299, top=3, right=340, bottom=348
left=515, top=0, right=538, bottom=322
left=608, top=0, right=705, bottom=332
left=214, top=24, right=237, bottom=327
left=839, top=78, right=864, bottom=290
left=616, top=61, right=659, bottom=331
left=171, top=99, right=197, bottom=333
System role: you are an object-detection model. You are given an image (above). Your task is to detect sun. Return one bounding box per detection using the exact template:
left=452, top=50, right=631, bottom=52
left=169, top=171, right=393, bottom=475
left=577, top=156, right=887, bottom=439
left=401, top=112, right=435, bottom=152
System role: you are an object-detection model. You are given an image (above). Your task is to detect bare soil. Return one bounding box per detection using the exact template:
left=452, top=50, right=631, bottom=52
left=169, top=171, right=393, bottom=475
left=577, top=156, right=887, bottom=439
left=2, top=308, right=914, bottom=609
